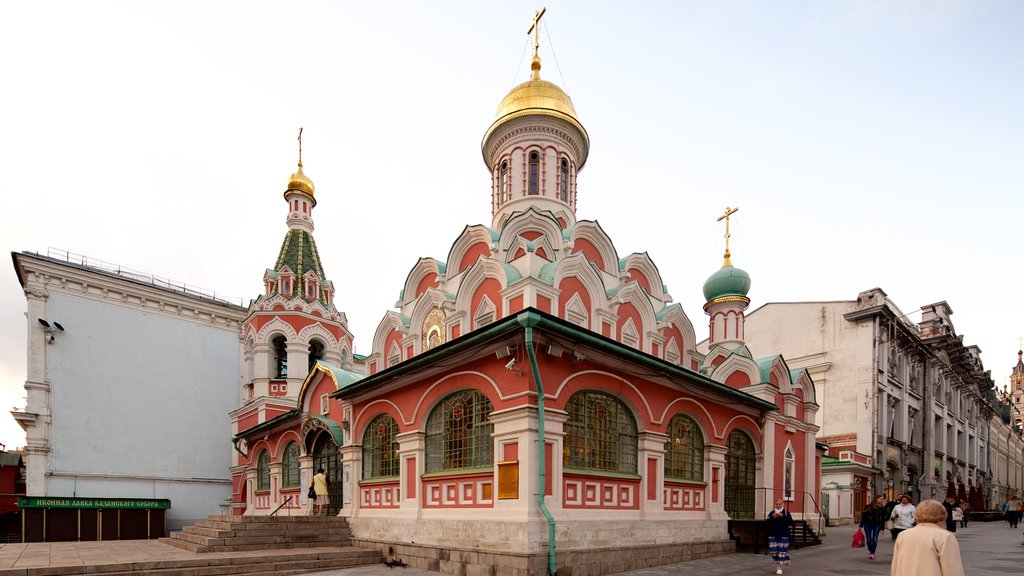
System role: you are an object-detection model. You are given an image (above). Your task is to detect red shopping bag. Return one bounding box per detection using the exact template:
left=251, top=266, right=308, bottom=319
left=852, top=528, right=865, bottom=548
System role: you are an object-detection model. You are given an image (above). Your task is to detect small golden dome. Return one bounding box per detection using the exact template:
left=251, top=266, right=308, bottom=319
left=285, top=162, right=316, bottom=206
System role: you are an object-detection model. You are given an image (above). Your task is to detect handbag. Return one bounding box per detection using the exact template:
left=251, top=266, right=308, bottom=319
left=308, top=485, right=316, bottom=499
left=852, top=528, right=865, bottom=548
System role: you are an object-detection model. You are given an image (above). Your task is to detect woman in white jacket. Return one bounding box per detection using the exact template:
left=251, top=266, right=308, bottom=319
left=890, top=494, right=916, bottom=539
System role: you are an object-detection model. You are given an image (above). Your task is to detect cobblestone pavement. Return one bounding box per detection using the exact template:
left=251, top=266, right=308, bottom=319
left=306, top=519, right=1024, bottom=576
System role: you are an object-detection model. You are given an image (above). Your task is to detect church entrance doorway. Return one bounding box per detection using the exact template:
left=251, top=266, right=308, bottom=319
left=725, top=429, right=756, bottom=519
left=311, top=433, right=343, bottom=515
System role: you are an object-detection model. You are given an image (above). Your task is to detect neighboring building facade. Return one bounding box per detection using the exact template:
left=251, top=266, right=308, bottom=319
left=989, top=351, right=1024, bottom=505
left=229, top=23, right=820, bottom=576
left=741, top=288, right=998, bottom=523
left=10, top=251, right=247, bottom=530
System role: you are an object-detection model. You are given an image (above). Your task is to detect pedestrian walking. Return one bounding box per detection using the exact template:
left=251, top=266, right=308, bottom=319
left=957, top=499, right=969, bottom=528
left=859, top=495, right=888, bottom=560
left=942, top=497, right=960, bottom=532
left=1006, top=497, right=1022, bottom=529
left=891, top=499, right=965, bottom=576
left=766, top=498, right=793, bottom=575
left=890, top=494, right=916, bottom=540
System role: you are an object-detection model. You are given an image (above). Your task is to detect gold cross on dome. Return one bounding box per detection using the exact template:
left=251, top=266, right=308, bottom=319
left=527, top=7, right=547, bottom=59
left=717, top=206, right=739, bottom=266
left=297, top=127, right=304, bottom=167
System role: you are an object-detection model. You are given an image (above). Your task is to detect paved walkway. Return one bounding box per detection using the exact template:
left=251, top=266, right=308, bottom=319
left=0, top=520, right=1018, bottom=575
left=305, top=520, right=1024, bottom=576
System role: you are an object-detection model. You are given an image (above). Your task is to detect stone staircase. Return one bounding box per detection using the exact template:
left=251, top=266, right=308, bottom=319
left=165, top=515, right=357, bottom=553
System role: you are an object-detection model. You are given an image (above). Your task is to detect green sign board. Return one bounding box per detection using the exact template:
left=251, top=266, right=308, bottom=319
left=18, top=496, right=171, bottom=510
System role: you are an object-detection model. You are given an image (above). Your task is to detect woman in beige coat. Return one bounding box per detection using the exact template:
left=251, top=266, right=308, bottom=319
left=890, top=499, right=964, bottom=576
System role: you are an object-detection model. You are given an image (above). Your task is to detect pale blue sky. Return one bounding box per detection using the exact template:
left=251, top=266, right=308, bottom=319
left=0, top=1, right=1021, bottom=450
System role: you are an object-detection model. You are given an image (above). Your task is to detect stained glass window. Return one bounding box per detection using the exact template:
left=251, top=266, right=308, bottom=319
left=425, top=390, right=494, bottom=473
left=362, top=414, right=400, bottom=479
left=664, top=414, right=704, bottom=482
left=564, top=391, right=637, bottom=474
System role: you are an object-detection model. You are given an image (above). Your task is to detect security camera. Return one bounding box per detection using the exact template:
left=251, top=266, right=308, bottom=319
left=505, top=359, right=517, bottom=370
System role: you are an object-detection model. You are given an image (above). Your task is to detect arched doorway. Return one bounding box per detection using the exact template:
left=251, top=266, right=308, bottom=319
left=310, top=432, right=343, bottom=515
left=725, top=429, right=756, bottom=519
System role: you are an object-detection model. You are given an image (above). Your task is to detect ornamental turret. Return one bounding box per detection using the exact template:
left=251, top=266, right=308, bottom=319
left=703, top=207, right=751, bottom=348
left=239, top=132, right=353, bottom=402
left=481, top=8, right=589, bottom=232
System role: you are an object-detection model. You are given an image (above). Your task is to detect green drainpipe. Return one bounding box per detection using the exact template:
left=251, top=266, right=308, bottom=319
left=522, top=316, right=557, bottom=576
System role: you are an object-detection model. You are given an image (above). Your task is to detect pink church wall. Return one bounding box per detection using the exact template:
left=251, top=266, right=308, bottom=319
left=457, top=242, right=491, bottom=275
left=571, top=238, right=605, bottom=271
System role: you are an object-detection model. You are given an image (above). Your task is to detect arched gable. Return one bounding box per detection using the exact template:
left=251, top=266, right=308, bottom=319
left=707, top=353, right=761, bottom=389
left=507, top=233, right=556, bottom=263
left=297, top=363, right=340, bottom=414
left=570, top=220, right=619, bottom=276
left=370, top=312, right=408, bottom=363
left=406, top=290, right=453, bottom=354
left=615, top=283, right=658, bottom=351
left=454, top=258, right=513, bottom=320
left=498, top=208, right=565, bottom=257
left=445, top=225, right=494, bottom=278
left=763, top=356, right=792, bottom=393
left=401, top=257, right=444, bottom=303
left=791, top=368, right=816, bottom=404
left=553, top=252, right=606, bottom=321
left=622, top=252, right=667, bottom=300
left=658, top=304, right=697, bottom=365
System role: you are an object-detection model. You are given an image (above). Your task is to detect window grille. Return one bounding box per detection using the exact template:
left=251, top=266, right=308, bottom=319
left=282, top=442, right=300, bottom=488
left=559, top=158, right=569, bottom=201
left=256, top=450, right=270, bottom=491
left=564, top=391, right=637, bottom=473
left=664, top=414, right=704, bottom=482
left=528, top=152, right=539, bottom=195
left=425, top=390, right=494, bottom=473
left=362, top=414, right=400, bottom=479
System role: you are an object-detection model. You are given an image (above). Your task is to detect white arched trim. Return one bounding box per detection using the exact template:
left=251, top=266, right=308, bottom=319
left=571, top=220, right=620, bottom=276
left=622, top=252, right=667, bottom=300
left=400, top=257, right=444, bottom=306
left=445, top=225, right=494, bottom=279
left=370, top=311, right=407, bottom=361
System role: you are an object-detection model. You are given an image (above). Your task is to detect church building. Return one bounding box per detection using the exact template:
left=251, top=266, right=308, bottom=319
left=229, top=13, right=820, bottom=576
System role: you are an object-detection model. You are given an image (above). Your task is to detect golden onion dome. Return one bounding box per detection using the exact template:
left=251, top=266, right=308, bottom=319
left=481, top=56, right=589, bottom=168
left=284, top=162, right=316, bottom=206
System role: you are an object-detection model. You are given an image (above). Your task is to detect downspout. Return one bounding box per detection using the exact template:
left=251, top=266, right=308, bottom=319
left=522, top=316, right=557, bottom=576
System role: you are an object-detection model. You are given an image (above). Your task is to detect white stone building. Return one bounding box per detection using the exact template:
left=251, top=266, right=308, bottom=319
left=11, top=250, right=248, bottom=530
left=740, top=288, right=996, bottom=521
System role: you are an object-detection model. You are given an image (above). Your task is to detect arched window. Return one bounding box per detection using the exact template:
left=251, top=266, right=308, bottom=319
left=425, top=390, right=494, bottom=473
left=282, top=441, right=300, bottom=488
left=664, top=414, right=704, bottom=482
left=308, top=339, right=325, bottom=372
left=783, top=442, right=795, bottom=501
left=559, top=158, right=569, bottom=201
left=362, top=414, right=399, bottom=479
left=272, top=335, right=288, bottom=378
left=256, top=450, right=270, bottom=491
left=564, top=391, right=637, bottom=474
left=500, top=160, right=510, bottom=201
left=528, top=152, right=540, bottom=195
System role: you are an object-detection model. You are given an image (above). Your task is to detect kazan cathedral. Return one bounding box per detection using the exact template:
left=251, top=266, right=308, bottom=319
left=229, top=23, right=820, bottom=576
